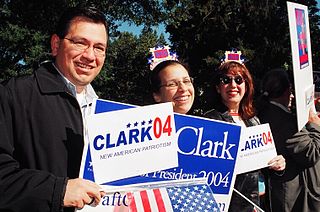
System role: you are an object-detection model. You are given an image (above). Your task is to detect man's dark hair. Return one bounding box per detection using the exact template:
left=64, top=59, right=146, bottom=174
left=55, top=5, right=109, bottom=38
left=261, top=68, right=291, bottom=99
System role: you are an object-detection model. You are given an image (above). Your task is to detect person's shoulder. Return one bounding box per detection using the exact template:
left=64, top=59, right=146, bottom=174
left=4, top=62, right=55, bottom=89
left=3, top=71, right=35, bottom=91
left=0, top=83, right=9, bottom=99
left=257, top=102, right=286, bottom=120
left=247, top=115, right=260, bottom=125
left=3, top=64, right=54, bottom=96
left=203, top=108, right=223, bottom=120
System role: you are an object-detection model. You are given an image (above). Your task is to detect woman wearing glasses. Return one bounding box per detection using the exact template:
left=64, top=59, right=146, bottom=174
left=204, top=61, right=285, bottom=212
left=150, top=60, right=195, bottom=114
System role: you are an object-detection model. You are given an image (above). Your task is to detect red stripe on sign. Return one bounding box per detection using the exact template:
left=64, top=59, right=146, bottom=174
left=127, top=192, right=137, bottom=212
left=140, top=190, right=151, bottom=211
left=153, top=188, right=166, bottom=211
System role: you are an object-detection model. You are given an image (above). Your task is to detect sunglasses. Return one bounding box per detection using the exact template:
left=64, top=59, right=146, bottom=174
left=219, top=75, right=244, bottom=85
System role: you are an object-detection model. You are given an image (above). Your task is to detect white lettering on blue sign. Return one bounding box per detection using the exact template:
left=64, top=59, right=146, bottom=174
left=176, top=126, right=236, bottom=160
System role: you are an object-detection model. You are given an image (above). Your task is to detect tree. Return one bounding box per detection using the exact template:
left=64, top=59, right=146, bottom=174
left=93, top=30, right=168, bottom=105
left=307, top=0, right=320, bottom=73
left=0, top=0, right=165, bottom=81
left=162, top=0, right=320, bottom=114
left=0, top=0, right=171, bottom=105
left=1, top=0, right=319, bottom=111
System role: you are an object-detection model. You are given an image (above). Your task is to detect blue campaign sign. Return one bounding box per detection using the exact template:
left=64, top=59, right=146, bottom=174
left=81, top=99, right=241, bottom=210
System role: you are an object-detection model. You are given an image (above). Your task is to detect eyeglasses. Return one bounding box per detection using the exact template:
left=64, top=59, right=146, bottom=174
left=219, top=75, right=244, bottom=85
left=64, top=37, right=106, bottom=57
left=160, top=77, right=194, bottom=89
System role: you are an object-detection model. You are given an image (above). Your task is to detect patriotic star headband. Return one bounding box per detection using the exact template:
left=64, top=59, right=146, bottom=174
left=221, top=49, right=246, bottom=64
left=148, top=45, right=179, bottom=70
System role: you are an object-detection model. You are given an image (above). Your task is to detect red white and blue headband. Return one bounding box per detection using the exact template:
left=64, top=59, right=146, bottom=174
left=148, top=45, right=179, bottom=70
left=221, top=49, right=246, bottom=65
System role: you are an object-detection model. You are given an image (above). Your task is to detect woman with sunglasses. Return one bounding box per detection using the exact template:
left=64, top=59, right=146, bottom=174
left=150, top=60, right=195, bottom=114
left=204, top=61, right=285, bottom=212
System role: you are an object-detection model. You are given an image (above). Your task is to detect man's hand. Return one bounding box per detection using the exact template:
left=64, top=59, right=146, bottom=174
left=268, top=155, right=286, bottom=171
left=308, top=109, right=320, bottom=126
left=63, top=178, right=106, bottom=209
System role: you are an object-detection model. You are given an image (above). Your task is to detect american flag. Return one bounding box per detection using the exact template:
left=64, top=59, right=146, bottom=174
left=127, top=184, right=220, bottom=212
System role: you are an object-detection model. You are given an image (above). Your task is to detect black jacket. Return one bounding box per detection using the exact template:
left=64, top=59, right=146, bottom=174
left=258, top=101, right=320, bottom=212
left=0, top=62, right=84, bottom=212
left=204, top=107, right=260, bottom=212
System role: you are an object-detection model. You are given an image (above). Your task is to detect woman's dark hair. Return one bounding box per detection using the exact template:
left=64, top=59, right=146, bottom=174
left=55, top=6, right=109, bottom=38
left=150, top=60, right=191, bottom=93
left=212, top=61, right=255, bottom=120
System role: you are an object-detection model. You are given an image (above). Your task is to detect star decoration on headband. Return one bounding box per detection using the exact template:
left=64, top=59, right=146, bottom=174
left=148, top=45, right=178, bottom=70
left=221, top=49, right=246, bottom=64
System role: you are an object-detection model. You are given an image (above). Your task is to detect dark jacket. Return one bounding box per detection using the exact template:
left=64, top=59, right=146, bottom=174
left=204, top=106, right=260, bottom=212
left=0, top=62, right=83, bottom=212
left=258, top=101, right=320, bottom=212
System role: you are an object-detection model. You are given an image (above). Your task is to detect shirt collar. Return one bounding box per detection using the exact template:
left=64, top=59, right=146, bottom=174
left=52, top=63, right=98, bottom=106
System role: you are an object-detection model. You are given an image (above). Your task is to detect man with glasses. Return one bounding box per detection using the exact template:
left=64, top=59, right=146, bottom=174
left=0, top=5, right=107, bottom=212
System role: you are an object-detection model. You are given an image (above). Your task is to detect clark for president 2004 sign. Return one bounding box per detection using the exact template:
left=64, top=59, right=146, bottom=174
left=79, top=99, right=241, bottom=212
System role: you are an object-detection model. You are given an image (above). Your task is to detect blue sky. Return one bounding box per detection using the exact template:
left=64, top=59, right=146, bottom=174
left=118, top=22, right=170, bottom=43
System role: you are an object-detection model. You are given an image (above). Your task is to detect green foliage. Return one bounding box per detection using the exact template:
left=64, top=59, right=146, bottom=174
left=0, top=23, right=49, bottom=79
left=93, top=30, right=167, bottom=106
left=1, top=0, right=320, bottom=114
left=0, top=0, right=164, bottom=81
left=162, top=0, right=320, bottom=113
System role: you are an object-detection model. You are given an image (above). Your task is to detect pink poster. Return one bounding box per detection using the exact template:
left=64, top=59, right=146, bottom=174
left=295, top=8, right=309, bottom=69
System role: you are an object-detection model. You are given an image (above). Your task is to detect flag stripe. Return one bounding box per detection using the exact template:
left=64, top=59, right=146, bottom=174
left=127, top=192, right=137, bottom=212
left=159, top=188, right=174, bottom=212
left=140, top=190, right=151, bottom=211
left=133, top=191, right=145, bottom=211
left=147, top=189, right=160, bottom=212
left=153, top=188, right=166, bottom=211
left=128, top=184, right=218, bottom=212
